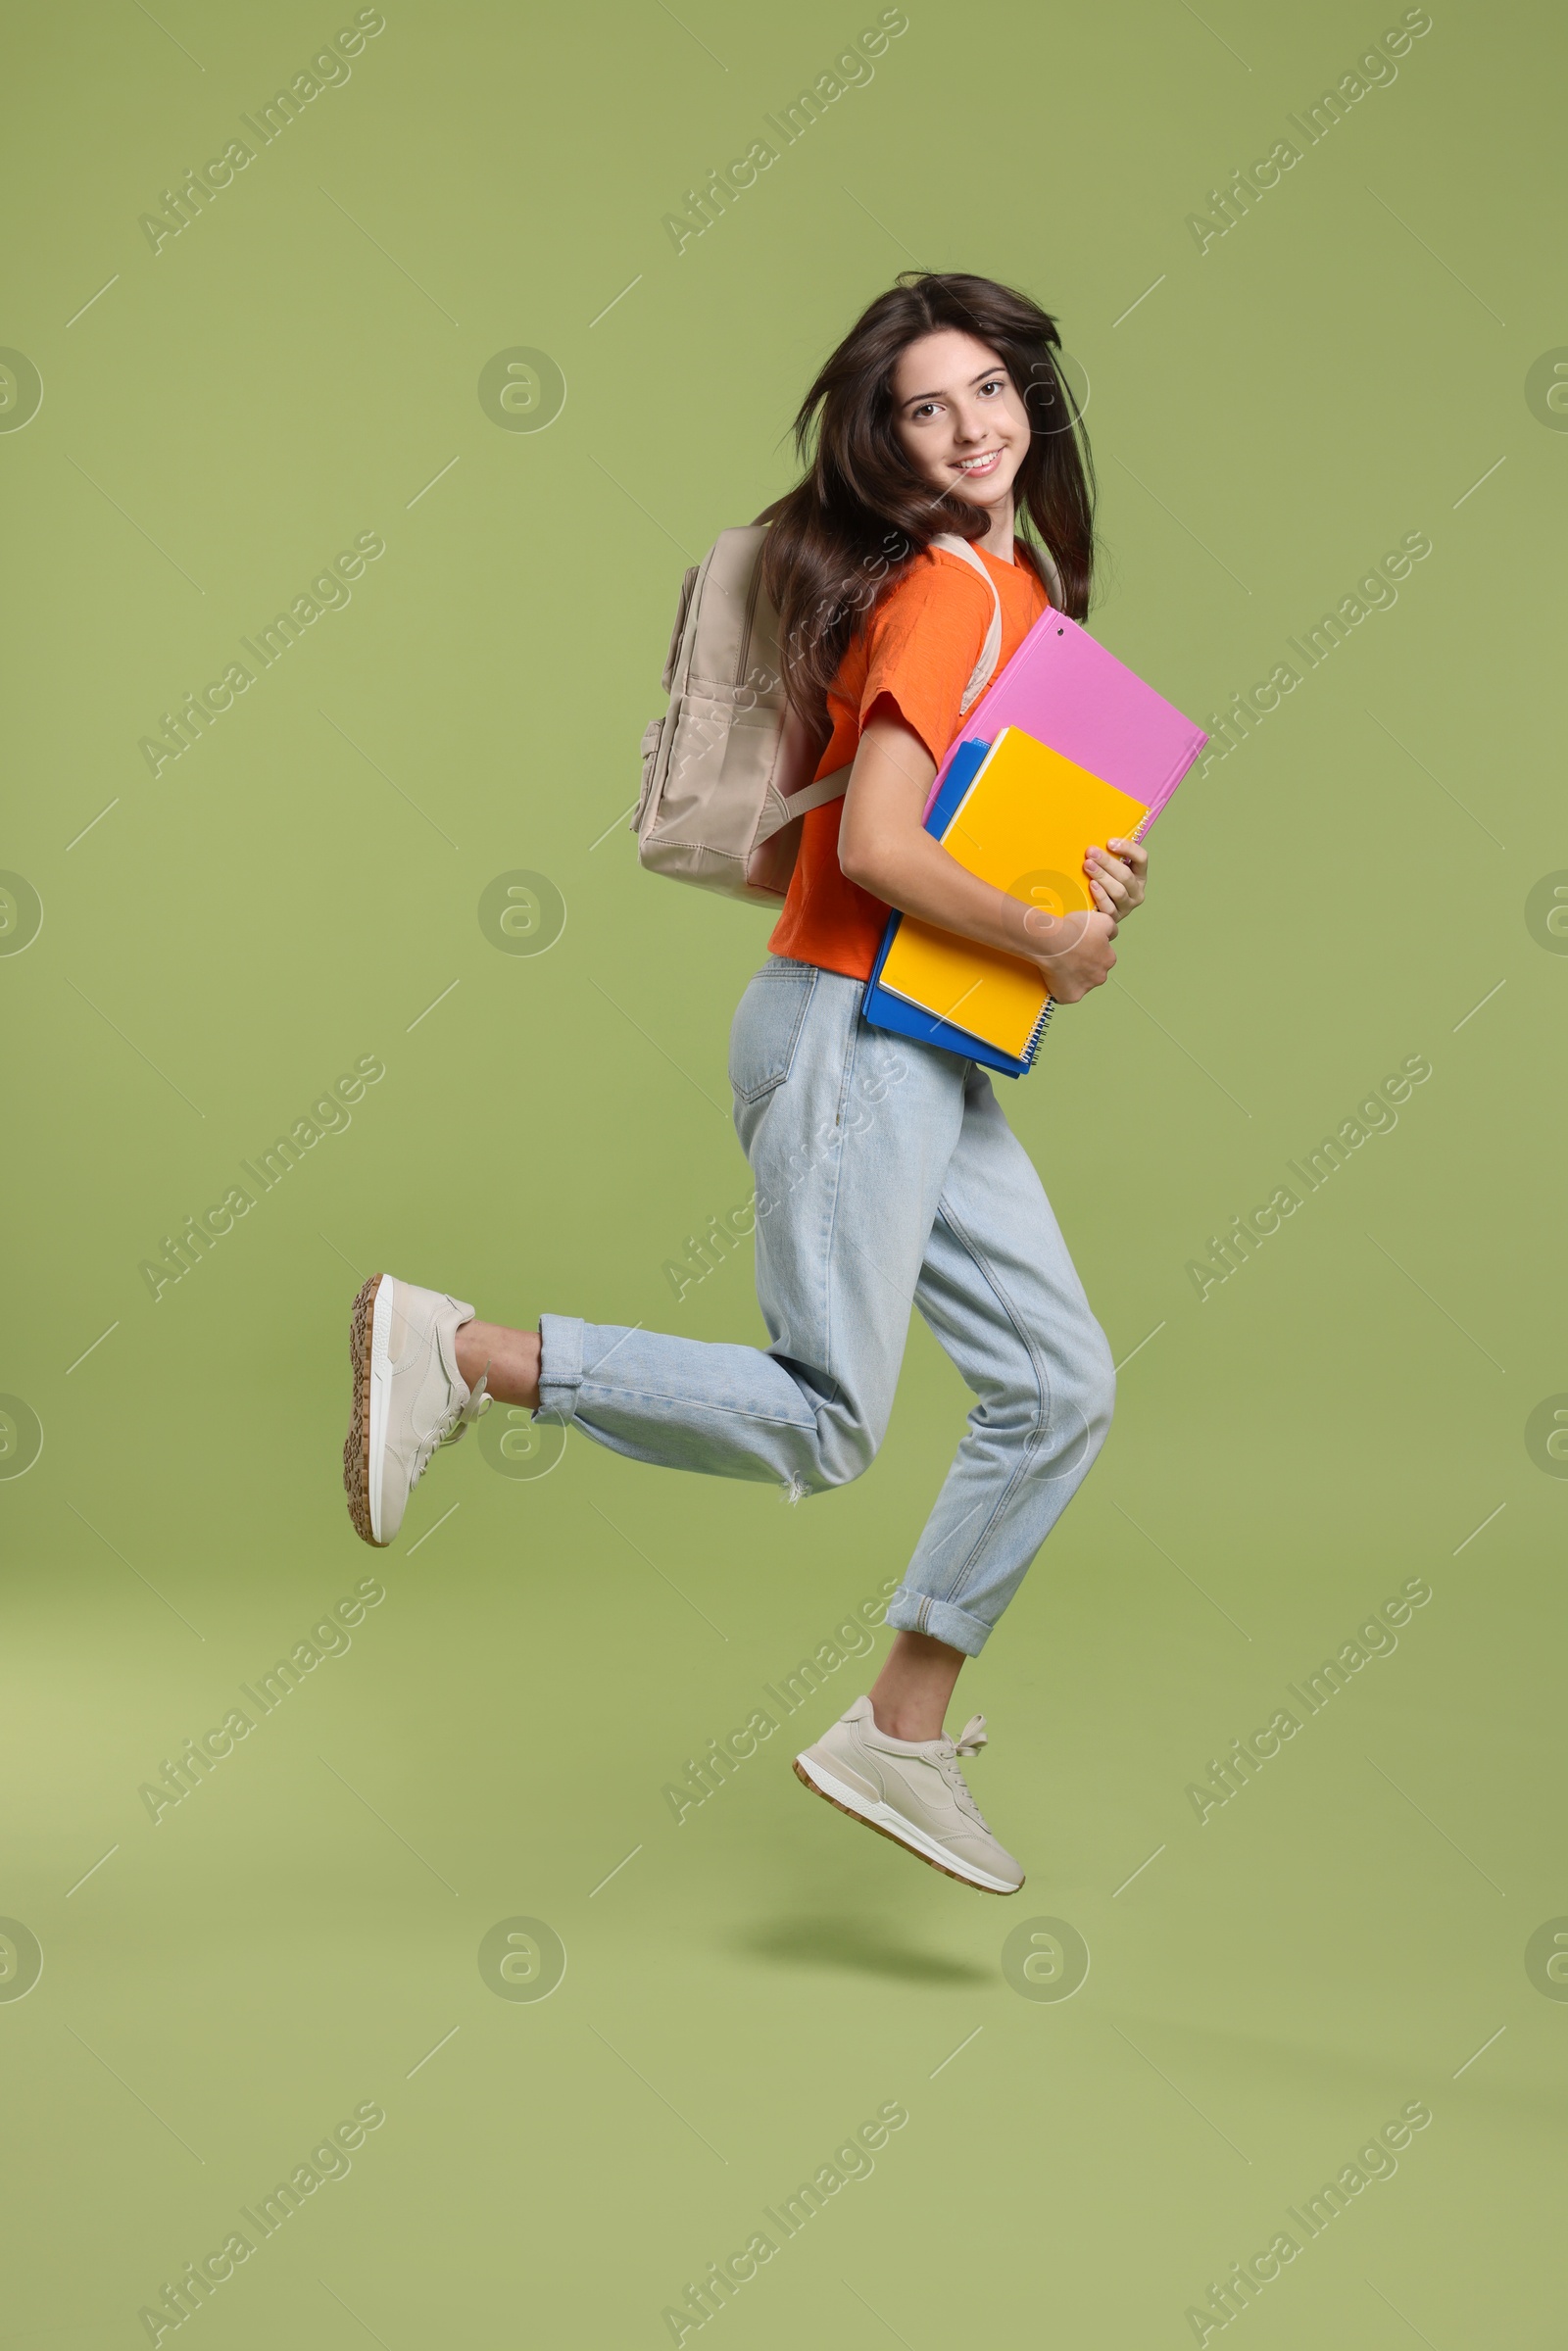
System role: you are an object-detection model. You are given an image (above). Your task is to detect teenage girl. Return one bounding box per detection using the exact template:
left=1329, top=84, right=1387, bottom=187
left=342, top=272, right=1147, bottom=1894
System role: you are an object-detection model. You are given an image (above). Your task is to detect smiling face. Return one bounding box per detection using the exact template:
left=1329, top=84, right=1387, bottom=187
left=889, top=328, right=1031, bottom=520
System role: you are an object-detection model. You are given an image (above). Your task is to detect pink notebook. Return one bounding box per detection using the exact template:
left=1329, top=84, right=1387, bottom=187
left=922, top=605, right=1207, bottom=827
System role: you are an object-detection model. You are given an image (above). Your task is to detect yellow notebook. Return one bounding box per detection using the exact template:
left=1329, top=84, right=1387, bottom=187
left=877, top=726, right=1151, bottom=1059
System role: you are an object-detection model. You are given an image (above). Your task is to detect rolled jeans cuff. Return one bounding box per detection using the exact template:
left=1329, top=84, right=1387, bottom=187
left=536, top=1311, right=583, bottom=1420
left=882, top=1584, right=993, bottom=1658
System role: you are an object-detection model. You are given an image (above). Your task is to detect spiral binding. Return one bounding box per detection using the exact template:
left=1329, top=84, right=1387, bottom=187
left=1022, top=806, right=1152, bottom=1071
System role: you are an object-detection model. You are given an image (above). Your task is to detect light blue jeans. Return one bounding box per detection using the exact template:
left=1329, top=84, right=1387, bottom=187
left=538, top=957, right=1115, bottom=1655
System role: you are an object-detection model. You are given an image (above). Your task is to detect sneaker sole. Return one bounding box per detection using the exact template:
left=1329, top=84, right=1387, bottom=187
left=792, top=1753, right=1022, bottom=1896
left=343, top=1271, right=390, bottom=1547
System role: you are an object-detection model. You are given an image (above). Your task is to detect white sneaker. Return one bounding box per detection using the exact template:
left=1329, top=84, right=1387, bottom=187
left=343, top=1273, right=490, bottom=1546
left=793, top=1693, right=1024, bottom=1894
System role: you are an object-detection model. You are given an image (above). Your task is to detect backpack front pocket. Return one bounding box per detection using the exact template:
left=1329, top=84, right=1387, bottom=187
left=650, top=689, right=781, bottom=858
left=634, top=715, right=665, bottom=829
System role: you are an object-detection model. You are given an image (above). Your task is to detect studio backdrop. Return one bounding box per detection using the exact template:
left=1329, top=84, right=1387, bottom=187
left=2, top=1, right=1563, bottom=2345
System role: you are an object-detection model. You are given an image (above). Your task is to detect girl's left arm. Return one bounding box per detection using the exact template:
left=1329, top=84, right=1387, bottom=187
left=838, top=712, right=1121, bottom=1002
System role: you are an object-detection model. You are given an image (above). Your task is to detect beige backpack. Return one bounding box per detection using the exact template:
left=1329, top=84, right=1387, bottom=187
left=632, top=525, right=1058, bottom=906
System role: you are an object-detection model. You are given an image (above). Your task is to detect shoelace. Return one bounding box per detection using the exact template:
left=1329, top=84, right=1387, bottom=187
left=938, top=1715, right=991, bottom=1828
left=413, top=1367, right=491, bottom=1488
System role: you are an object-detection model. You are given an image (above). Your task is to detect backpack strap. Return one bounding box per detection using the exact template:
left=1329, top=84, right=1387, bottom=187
left=781, top=760, right=855, bottom=817
left=928, top=532, right=1004, bottom=715
left=776, top=534, right=1011, bottom=817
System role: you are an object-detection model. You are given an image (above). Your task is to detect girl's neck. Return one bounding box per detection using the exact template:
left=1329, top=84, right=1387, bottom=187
left=972, top=493, right=1016, bottom=563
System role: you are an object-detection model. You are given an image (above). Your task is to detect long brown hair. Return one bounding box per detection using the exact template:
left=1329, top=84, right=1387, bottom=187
left=757, top=271, right=1096, bottom=726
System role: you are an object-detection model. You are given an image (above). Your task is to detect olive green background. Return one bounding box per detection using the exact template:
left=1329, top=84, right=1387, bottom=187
left=3, top=0, right=1563, bottom=2343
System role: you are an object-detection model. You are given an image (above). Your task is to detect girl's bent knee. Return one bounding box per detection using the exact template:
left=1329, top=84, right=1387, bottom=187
left=1088, top=1338, right=1116, bottom=1435
left=819, top=1419, right=881, bottom=1490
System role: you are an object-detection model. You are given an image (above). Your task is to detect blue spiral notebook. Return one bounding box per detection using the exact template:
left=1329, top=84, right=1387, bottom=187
left=859, top=739, right=1037, bottom=1078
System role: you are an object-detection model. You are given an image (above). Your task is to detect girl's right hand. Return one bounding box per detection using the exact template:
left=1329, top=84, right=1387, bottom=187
left=1023, top=906, right=1118, bottom=1003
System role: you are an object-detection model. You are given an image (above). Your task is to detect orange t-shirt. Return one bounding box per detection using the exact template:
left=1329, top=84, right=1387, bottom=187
left=767, top=538, right=1052, bottom=981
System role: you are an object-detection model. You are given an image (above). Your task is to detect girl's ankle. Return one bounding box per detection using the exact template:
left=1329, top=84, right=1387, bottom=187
left=871, top=1704, right=944, bottom=1744
left=454, top=1317, right=486, bottom=1389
